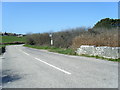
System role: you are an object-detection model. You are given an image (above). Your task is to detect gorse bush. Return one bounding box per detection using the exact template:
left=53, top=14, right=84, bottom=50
left=26, top=33, right=51, bottom=46
left=25, top=27, right=88, bottom=48
left=25, top=27, right=119, bottom=49
left=52, top=27, right=87, bottom=48
left=72, top=28, right=119, bottom=49
left=25, top=18, right=119, bottom=49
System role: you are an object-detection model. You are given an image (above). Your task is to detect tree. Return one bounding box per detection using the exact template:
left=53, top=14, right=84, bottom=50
left=93, top=18, right=120, bottom=29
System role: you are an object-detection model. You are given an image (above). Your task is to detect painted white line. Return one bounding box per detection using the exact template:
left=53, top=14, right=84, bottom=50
left=22, top=51, right=30, bottom=56
left=15, top=46, right=30, bottom=56
left=17, top=47, right=71, bottom=75
left=19, top=49, right=30, bottom=56
left=34, top=57, right=71, bottom=75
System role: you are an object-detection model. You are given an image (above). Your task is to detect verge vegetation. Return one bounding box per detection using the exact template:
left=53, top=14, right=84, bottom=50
left=72, top=28, right=119, bottom=49
left=0, top=45, right=5, bottom=55
left=24, top=44, right=120, bottom=62
left=24, top=44, right=76, bottom=55
left=24, top=18, right=120, bottom=61
left=1, top=18, right=119, bottom=61
left=79, top=54, right=120, bottom=62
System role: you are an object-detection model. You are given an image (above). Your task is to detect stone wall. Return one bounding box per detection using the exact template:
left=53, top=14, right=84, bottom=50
left=76, top=45, right=120, bottom=59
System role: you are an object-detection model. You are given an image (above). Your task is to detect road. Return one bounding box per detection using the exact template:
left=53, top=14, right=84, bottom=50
left=1, top=45, right=118, bottom=88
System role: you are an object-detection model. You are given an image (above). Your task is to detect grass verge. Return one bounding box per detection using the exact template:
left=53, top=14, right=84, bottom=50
left=24, top=44, right=76, bottom=55
left=24, top=44, right=120, bottom=62
left=79, top=54, right=120, bottom=62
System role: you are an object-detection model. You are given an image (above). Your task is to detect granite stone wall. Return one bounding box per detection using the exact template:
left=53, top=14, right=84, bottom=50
left=77, top=45, right=120, bottom=59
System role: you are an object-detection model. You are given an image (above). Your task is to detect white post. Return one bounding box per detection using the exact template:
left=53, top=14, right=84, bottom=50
left=51, top=39, right=53, bottom=45
left=49, top=33, right=53, bottom=46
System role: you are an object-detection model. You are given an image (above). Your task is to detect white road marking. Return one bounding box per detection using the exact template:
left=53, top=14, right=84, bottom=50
left=22, top=51, right=30, bottom=56
left=17, top=47, right=71, bottom=75
left=34, top=57, right=71, bottom=75
left=15, top=46, right=30, bottom=56
left=18, top=49, right=30, bottom=56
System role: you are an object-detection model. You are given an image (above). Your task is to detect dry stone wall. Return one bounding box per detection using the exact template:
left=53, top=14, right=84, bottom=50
left=77, top=45, right=120, bottom=59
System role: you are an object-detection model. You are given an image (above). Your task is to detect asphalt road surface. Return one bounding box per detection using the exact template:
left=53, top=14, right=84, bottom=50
left=1, top=45, right=118, bottom=88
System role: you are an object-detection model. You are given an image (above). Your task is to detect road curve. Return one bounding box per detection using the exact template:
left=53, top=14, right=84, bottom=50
left=2, top=45, right=118, bottom=88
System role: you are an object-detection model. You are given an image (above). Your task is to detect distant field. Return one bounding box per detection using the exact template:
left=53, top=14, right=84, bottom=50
left=2, top=36, right=25, bottom=43
left=0, top=36, right=25, bottom=55
left=0, top=36, right=26, bottom=54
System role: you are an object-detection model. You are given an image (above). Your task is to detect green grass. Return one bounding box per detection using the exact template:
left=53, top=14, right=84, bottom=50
left=2, top=36, right=25, bottom=43
left=79, top=54, right=120, bottom=62
left=24, top=44, right=120, bottom=62
left=49, top=48, right=76, bottom=55
left=0, top=45, right=5, bottom=47
left=0, top=45, right=2, bottom=48
left=24, top=44, right=76, bottom=55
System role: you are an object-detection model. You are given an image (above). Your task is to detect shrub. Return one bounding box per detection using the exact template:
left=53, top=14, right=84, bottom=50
left=25, top=33, right=51, bottom=46
left=72, top=28, right=119, bottom=49
left=25, top=27, right=88, bottom=48
left=52, top=27, right=87, bottom=48
left=0, top=46, right=5, bottom=54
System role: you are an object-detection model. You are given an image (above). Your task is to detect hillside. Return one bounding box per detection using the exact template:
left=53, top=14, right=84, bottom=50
left=93, top=18, right=120, bottom=29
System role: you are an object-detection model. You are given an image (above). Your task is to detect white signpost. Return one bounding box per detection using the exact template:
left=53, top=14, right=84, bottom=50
left=49, top=33, right=53, bottom=46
